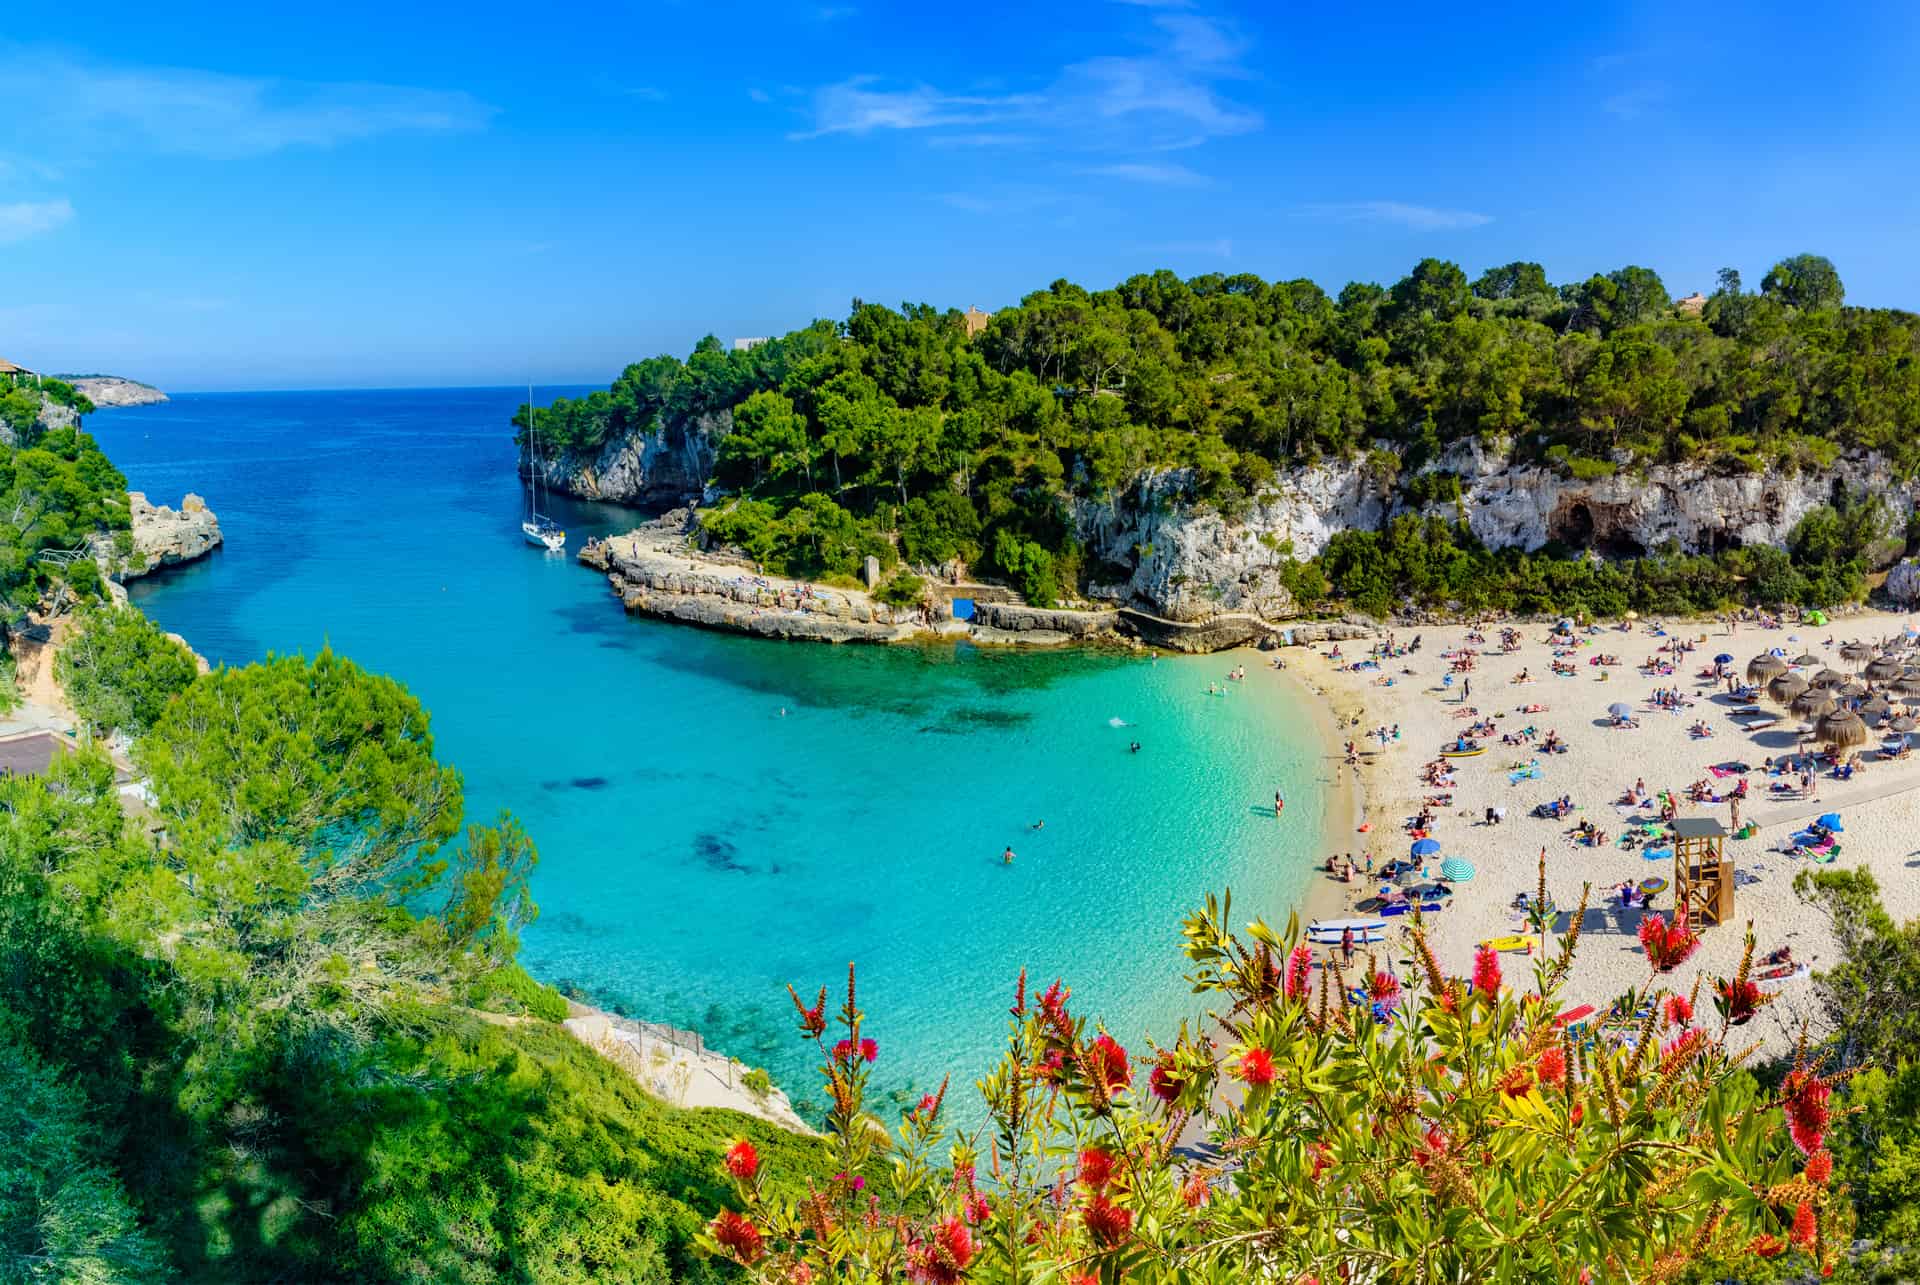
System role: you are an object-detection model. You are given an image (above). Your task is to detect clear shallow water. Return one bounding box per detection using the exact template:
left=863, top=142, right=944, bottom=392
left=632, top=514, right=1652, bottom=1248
left=90, top=388, right=1326, bottom=1118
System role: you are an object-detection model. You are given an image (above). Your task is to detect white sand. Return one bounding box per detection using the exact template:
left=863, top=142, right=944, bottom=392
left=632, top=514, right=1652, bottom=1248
left=565, top=1004, right=816, bottom=1133
left=1281, top=610, right=1920, bottom=1058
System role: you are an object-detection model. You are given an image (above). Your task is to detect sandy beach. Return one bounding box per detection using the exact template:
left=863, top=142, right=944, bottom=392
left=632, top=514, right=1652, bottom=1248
left=1274, top=609, right=1920, bottom=1059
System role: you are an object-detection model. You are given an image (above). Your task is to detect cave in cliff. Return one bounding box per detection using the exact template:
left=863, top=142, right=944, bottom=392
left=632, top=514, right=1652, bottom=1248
left=1549, top=499, right=1646, bottom=558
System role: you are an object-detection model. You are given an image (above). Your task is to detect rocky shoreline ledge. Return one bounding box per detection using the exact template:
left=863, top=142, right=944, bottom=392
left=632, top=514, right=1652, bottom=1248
left=580, top=510, right=1374, bottom=653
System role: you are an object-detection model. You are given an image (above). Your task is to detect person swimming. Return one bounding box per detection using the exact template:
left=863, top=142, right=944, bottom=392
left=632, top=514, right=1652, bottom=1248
left=1031, top=819, right=1045, bottom=830
left=1274, top=791, right=1286, bottom=817
left=1129, top=741, right=1141, bottom=753
left=1002, top=846, right=1015, bottom=864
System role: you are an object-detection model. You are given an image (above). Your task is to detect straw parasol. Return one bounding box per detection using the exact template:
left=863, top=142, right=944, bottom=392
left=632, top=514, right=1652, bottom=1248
left=1889, top=714, right=1918, bottom=734
left=1746, top=654, right=1788, bottom=684
left=1894, top=672, right=1920, bottom=698
left=1767, top=673, right=1809, bottom=706
left=1865, top=655, right=1904, bottom=682
left=1792, top=652, right=1822, bottom=666
left=1860, top=695, right=1891, bottom=723
left=1841, top=641, right=1874, bottom=662
left=1839, top=680, right=1870, bottom=700
left=1817, top=708, right=1869, bottom=750
left=1811, top=668, right=1848, bottom=690
left=1792, top=691, right=1838, bottom=721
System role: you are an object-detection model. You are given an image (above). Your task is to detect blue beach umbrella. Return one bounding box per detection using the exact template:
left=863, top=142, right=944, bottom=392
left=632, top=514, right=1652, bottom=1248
left=1815, top=812, right=1844, bottom=832
left=1440, top=856, right=1476, bottom=882
left=1410, top=837, right=1442, bottom=857
left=1714, top=653, right=1734, bottom=665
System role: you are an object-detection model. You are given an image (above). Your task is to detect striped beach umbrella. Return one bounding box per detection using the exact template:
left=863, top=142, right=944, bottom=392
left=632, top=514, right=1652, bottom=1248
left=1440, top=856, right=1477, bottom=882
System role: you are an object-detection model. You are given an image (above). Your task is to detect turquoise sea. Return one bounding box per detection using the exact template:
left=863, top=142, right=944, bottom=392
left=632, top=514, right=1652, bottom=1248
left=88, top=387, right=1328, bottom=1119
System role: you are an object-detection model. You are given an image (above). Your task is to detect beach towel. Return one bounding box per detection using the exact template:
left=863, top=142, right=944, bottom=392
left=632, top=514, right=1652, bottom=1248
left=1643, top=846, right=1673, bottom=862
left=1508, top=767, right=1542, bottom=783
left=1707, top=765, right=1742, bottom=779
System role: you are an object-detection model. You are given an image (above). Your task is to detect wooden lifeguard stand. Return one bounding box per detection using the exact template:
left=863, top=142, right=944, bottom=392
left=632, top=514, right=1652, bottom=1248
left=1672, top=815, right=1733, bottom=927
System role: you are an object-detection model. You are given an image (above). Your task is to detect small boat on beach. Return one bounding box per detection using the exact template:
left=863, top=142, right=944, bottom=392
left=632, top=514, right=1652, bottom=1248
left=1308, top=917, right=1388, bottom=944
left=1479, top=934, right=1532, bottom=953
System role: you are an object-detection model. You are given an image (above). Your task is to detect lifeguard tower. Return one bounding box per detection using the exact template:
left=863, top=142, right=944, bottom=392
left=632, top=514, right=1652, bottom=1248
left=1671, top=816, right=1732, bottom=927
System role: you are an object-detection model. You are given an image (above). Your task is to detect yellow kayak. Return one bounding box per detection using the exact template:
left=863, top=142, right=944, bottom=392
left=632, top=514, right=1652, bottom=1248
left=1440, top=747, right=1486, bottom=758
left=1479, top=935, right=1533, bottom=953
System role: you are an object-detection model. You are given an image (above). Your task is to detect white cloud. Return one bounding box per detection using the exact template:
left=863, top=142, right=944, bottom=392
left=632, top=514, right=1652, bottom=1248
left=0, top=51, right=493, bottom=160
left=1080, top=161, right=1208, bottom=186
left=1307, top=201, right=1493, bottom=231
left=0, top=198, right=73, bottom=243
left=792, top=11, right=1259, bottom=151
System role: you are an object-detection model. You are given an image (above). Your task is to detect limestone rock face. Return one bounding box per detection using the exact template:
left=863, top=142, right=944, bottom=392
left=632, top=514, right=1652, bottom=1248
left=1888, top=559, right=1920, bottom=606
left=121, top=492, right=223, bottom=577
left=531, top=410, right=726, bottom=505
left=63, top=376, right=168, bottom=408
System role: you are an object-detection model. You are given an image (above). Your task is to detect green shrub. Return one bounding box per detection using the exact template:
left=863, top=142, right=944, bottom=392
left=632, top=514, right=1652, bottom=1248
left=875, top=571, right=926, bottom=609
left=474, top=961, right=569, bottom=1022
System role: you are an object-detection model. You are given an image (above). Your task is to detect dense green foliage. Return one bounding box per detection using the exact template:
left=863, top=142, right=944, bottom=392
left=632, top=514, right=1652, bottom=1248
left=1, top=647, right=832, bottom=1282
left=0, top=381, right=128, bottom=625
left=56, top=603, right=200, bottom=736
left=522, top=254, right=1920, bottom=608
left=1311, top=498, right=1886, bottom=618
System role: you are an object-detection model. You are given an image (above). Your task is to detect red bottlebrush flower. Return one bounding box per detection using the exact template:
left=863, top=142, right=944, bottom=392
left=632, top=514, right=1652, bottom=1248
left=1039, top=980, right=1072, bottom=1024
left=1181, top=1172, right=1211, bottom=1207
left=1284, top=944, right=1314, bottom=1002
left=1306, top=1141, right=1333, bottom=1180
left=1076, top=1147, right=1115, bottom=1191
left=1149, top=1059, right=1183, bottom=1103
left=1578, top=1270, right=1594, bottom=1285
left=710, top=1209, right=764, bottom=1265
left=790, top=1266, right=814, bottom=1285
left=1570, top=1102, right=1584, bottom=1126
left=1718, top=976, right=1765, bottom=1025
left=788, top=984, right=828, bottom=1038
left=860, top=1037, right=879, bottom=1063
left=1412, top=1124, right=1449, bottom=1168
left=1033, top=1047, right=1066, bottom=1084
left=1088, top=1033, right=1132, bottom=1093
left=1782, top=1069, right=1834, bottom=1156
left=1806, top=1148, right=1834, bottom=1185
left=1791, top=1200, right=1818, bottom=1248
left=1472, top=945, right=1502, bottom=999
left=1536, top=1045, right=1567, bottom=1089
left=1369, top=969, right=1402, bottom=1009
left=833, top=1038, right=855, bottom=1062
left=1664, top=994, right=1694, bottom=1027
left=723, top=1138, right=758, bottom=1182
left=1749, top=1234, right=1787, bottom=1259
left=1498, top=1062, right=1534, bottom=1099
left=908, top=1216, right=975, bottom=1285
left=1639, top=910, right=1701, bottom=972
left=966, top=1193, right=992, bottom=1224
left=1082, top=1194, right=1133, bottom=1248
left=916, top=1093, right=938, bottom=1116
left=1235, top=1046, right=1277, bottom=1087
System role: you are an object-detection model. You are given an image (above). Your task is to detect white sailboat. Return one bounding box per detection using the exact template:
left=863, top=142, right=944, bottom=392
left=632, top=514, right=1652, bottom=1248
left=521, top=381, right=567, bottom=552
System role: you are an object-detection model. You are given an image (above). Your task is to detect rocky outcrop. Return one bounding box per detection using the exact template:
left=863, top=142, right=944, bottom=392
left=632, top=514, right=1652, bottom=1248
left=530, top=411, right=726, bottom=506
left=61, top=376, right=168, bottom=408
left=117, top=492, right=223, bottom=579
left=1075, top=444, right=1911, bottom=622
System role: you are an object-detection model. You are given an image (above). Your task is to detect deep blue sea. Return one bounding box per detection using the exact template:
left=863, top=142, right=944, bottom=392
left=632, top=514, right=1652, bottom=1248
left=89, top=387, right=1327, bottom=1119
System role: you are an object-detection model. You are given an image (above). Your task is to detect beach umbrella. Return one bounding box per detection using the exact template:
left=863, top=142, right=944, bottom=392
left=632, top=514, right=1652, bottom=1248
left=1817, top=709, right=1869, bottom=750
left=1839, top=680, right=1870, bottom=700
left=1815, top=812, right=1844, bottom=832
left=1895, top=673, right=1920, bottom=697
left=1746, top=654, right=1787, bottom=683
left=1766, top=673, right=1808, bottom=706
left=1841, top=641, right=1874, bottom=665
left=1714, top=652, right=1734, bottom=665
left=1793, top=653, right=1821, bottom=666
left=1440, top=856, right=1476, bottom=882
left=1410, top=837, right=1441, bottom=857
left=1608, top=701, right=1633, bottom=719
left=1811, top=668, right=1848, bottom=690
left=1860, top=695, right=1891, bottom=722
left=1866, top=655, right=1903, bottom=682
left=1395, top=870, right=1425, bottom=889
left=1890, top=714, right=1918, bottom=734
left=1791, top=691, right=1837, bottom=721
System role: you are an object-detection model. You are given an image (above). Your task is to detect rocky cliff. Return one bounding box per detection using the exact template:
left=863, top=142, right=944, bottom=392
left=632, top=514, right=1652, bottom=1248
left=1075, top=444, right=1911, bottom=622
left=114, top=492, right=223, bottom=580
left=539, top=415, right=1911, bottom=624
left=527, top=411, right=725, bottom=506
left=61, top=376, right=168, bottom=408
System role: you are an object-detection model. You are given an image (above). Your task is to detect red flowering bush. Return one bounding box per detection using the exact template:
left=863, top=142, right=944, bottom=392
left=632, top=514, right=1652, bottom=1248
left=1639, top=906, right=1702, bottom=971
left=699, top=892, right=1840, bottom=1280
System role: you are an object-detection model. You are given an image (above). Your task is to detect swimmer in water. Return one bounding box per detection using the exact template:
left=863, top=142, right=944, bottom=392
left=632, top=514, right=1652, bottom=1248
left=1002, top=846, right=1015, bottom=865
left=1129, top=741, right=1141, bottom=753
left=1031, top=819, right=1045, bottom=830
left=1275, top=792, right=1286, bottom=817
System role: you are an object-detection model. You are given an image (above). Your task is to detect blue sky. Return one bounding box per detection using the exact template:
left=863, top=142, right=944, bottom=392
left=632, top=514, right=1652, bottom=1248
left=3, top=0, right=1917, bottom=390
